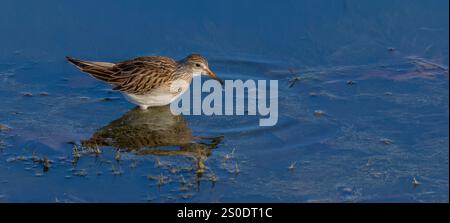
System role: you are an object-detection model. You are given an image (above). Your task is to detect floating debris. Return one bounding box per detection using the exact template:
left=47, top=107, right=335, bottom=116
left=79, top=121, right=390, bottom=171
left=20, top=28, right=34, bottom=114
left=130, top=160, right=138, bottom=168
left=0, top=124, right=11, bottom=131
left=112, top=170, right=122, bottom=176
left=22, top=92, right=33, bottom=97
left=154, top=158, right=162, bottom=168
left=39, top=92, right=49, bottom=96
left=223, top=148, right=236, bottom=161
left=223, top=154, right=232, bottom=161
left=412, top=177, right=421, bottom=187
left=370, top=172, right=384, bottom=178
left=147, top=174, right=169, bottom=186
left=210, top=174, right=219, bottom=183
left=157, top=175, right=169, bottom=186
left=179, top=166, right=194, bottom=172
left=7, top=156, right=27, bottom=162
left=111, top=164, right=123, bottom=176
left=380, top=138, right=394, bottom=145
left=387, top=47, right=396, bottom=52
left=169, top=167, right=178, bottom=174
left=31, top=150, right=40, bottom=162
left=288, top=161, right=297, bottom=171
left=313, top=110, right=326, bottom=117
left=43, top=157, right=51, bottom=172
left=407, top=56, right=449, bottom=72
left=100, top=97, right=120, bottom=102
left=179, top=175, right=187, bottom=186
left=34, top=172, right=44, bottom=177
left=181, top=193, right=193, bottom=199
left=341, top=187, right=353, bottom=193
left=73, top=169, right=88, bottom=177
left=6, top=157, right=16, bottom=163
left=288, top=77, right=301, bottom=88
left=346, top=80, right=357, bottom=85
left=179, top=186, right=189, bottom=192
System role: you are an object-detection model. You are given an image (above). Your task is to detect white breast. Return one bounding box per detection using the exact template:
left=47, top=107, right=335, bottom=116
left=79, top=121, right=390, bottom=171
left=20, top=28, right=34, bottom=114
left=122, top=80, right=191, bottom=109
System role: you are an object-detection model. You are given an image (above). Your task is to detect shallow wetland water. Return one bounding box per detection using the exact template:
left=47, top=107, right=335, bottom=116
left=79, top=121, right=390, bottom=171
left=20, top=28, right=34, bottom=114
left=0, top=0, right=448, bottom=202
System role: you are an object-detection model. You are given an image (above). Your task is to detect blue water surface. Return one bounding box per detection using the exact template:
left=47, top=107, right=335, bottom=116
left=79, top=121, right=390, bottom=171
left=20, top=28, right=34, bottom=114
left=0, top=0, right=448, bottom=202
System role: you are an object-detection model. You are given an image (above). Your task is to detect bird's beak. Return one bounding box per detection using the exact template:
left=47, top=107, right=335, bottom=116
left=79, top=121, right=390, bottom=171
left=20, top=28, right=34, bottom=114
left=205, top=68, right=224, bottom=85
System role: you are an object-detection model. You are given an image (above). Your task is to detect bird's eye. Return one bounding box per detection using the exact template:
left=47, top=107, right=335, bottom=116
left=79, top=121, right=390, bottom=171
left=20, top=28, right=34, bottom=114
left=195, top=63, right=201, bottom=67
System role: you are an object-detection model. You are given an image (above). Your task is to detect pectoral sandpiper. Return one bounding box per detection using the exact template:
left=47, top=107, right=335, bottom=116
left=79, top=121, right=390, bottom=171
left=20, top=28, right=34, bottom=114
left=67, top=54, right=222, bottom=109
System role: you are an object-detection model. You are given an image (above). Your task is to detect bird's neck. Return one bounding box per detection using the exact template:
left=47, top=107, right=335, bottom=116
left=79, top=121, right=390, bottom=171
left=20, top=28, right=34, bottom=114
left=172, top=65, right=194, bottom=83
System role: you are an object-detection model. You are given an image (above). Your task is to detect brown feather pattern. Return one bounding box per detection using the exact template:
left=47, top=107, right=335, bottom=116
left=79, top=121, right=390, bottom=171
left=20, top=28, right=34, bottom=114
left=66, top=56, right=179, bottom=95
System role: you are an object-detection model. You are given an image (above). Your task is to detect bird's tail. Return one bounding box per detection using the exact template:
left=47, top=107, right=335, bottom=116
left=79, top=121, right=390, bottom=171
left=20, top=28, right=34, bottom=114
left=66, top=56, right=115, bottom=69
left=66, top=56, right=117, bottom=82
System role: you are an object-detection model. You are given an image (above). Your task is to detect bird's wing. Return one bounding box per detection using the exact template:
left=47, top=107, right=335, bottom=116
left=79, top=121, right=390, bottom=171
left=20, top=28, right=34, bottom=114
left=67, top=56, right=177, bottom=95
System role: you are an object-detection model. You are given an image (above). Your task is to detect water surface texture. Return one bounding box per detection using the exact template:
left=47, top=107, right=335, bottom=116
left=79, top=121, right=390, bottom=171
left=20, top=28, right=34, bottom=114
left=0, top=0, right=448, bottom=202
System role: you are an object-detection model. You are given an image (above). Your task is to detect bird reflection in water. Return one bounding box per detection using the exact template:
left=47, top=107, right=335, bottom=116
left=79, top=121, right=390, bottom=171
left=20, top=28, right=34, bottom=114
left=80, top=106, right=223, bottom=177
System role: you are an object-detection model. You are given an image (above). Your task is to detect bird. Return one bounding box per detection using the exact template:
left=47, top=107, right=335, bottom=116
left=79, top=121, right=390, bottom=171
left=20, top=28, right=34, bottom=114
left=66, top=54, right=223, bottom=110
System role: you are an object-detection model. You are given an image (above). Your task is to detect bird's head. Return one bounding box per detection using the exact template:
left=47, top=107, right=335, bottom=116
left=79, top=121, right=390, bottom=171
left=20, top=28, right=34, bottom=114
left=182, top=54, right=223, bottom=85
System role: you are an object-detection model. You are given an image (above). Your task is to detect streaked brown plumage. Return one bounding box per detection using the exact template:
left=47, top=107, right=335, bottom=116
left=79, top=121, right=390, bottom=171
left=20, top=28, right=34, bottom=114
left=66, top=54, right=222, bottom=109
